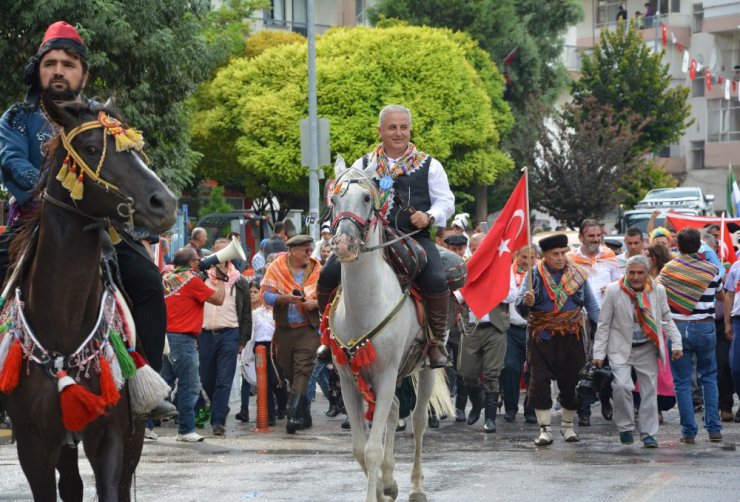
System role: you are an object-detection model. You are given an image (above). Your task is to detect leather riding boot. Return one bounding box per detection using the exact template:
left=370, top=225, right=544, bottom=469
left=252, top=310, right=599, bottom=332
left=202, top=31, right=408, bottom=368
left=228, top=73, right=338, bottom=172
left=483, top=392, right=498, bottom=433
left=467, top=385, right=484, bottom=425
left=315, top=286, right=335, bottom=363
left=423, top=290, right=450, bottom=368
left=286, top=393, right=305, bottom=434
left=455, top=383, right=468, bottom=422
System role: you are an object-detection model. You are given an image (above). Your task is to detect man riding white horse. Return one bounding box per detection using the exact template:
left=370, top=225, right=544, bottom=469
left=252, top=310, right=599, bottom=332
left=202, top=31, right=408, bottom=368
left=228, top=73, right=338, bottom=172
left=317, top=104, right=455, bottom=368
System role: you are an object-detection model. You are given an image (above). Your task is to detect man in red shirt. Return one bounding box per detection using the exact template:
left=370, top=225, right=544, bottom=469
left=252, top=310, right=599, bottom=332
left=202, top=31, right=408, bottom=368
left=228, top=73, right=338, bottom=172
left=163, top=247, right=225, bottom=442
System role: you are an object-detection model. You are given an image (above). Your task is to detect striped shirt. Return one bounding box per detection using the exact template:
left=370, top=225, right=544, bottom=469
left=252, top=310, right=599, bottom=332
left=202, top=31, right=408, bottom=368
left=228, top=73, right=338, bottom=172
left=670, top=271, right=721, bottom=321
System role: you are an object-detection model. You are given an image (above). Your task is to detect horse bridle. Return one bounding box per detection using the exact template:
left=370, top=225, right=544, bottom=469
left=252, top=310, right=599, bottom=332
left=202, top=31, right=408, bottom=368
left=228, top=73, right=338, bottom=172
left=330, top=170, right=420, bottom=252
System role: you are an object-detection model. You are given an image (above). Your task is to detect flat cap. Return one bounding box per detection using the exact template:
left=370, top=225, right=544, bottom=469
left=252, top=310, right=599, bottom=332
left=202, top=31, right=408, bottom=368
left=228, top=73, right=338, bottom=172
left=286, top=234, right=314, bottom=247
left=539, top=233, right=569, bottom=252
left=444, top=234, right=468, bottom=246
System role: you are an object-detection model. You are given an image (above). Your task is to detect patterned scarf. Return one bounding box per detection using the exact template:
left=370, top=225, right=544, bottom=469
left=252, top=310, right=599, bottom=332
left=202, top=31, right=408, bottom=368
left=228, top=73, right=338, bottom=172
left=260, top=253, right=321, bottom=302
left=538, top=261, right=588, bottom=313
left=371, top=142, right=428, bottom=180
left=162, top=267, right=199, bottom=299
left=512, top=262, right=527, bottom=287
left=657, top=253, right=717, bottom=315
left=570, top=246, right=617, bottom=268
left=619, top=276, right=661, bottom=349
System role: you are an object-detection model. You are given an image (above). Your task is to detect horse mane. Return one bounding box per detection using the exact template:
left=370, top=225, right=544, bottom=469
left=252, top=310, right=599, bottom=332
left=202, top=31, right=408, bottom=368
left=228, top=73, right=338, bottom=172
left=6, top=98, right=125, bottom=275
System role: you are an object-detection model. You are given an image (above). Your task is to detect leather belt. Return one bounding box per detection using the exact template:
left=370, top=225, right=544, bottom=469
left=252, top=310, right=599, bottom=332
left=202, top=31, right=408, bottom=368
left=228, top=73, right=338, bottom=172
left=203, top=327, right=237, bottom=333
left=681, top=318, right=713, bottom=324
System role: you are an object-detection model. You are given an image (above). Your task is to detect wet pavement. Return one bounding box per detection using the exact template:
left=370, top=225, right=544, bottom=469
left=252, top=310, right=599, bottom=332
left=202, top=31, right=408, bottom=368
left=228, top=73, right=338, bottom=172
left=0, top=395, right=738, bottom=501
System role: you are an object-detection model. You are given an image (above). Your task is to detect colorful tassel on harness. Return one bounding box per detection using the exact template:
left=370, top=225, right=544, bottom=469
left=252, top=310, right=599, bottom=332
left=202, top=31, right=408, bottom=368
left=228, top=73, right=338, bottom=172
left=57, top=370, right=106, bottom=432
left=62, top=160, right=78, bottom=190
left=98, top=358, right=121, bottom=406
left=128, top=364, right=171, bottom=416
left=109, top=330, right=136, bottom=379
left=0, top=339, right=23, bottom=393
left=113, top=128, right=144, bottom=152
left=70, top=173, right=84, bottom=200
left=129, top=349, right=146, bottom=369
left=56, top=154, right=71, bottom=182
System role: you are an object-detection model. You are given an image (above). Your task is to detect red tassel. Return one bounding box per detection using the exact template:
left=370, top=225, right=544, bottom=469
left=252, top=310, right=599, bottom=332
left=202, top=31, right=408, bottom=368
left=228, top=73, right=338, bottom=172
left=98, top=358, right=120, bottom=406
left=58, top=371, right=106, bottom=432
left=331, top=341, right=347, bottom=365
left=0, top=339, right=23, bottom=393
left=364, top=342, right=377, bottom=363
left=129, top=351, right=146, bottom=369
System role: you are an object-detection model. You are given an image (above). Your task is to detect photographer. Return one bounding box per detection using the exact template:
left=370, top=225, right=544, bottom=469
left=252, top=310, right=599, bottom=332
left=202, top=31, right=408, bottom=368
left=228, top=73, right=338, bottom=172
left=162, top=247, right=225, bottom=442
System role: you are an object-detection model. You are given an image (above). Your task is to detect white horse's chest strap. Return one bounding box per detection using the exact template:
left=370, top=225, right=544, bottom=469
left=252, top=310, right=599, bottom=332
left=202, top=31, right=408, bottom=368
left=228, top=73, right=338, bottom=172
left=330, top=291, right=409, bottom=354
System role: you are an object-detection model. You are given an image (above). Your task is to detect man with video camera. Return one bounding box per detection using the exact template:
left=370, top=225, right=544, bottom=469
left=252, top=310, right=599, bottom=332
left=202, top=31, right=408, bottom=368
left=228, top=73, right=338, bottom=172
left=162, top=247, right=225, bottom=442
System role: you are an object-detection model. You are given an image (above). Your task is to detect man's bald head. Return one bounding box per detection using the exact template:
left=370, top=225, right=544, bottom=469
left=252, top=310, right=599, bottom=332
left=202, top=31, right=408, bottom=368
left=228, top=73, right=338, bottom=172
left=469, top=233, right=485, bottom=254
left=173, top=247, right=198, bottom=267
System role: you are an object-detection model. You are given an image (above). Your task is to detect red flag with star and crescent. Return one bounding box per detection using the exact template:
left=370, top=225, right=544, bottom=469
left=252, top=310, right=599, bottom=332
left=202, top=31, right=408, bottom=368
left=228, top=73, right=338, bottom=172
left=665, top=213, right=739, bottom=264
left=460, top=176, right=529, bottom=318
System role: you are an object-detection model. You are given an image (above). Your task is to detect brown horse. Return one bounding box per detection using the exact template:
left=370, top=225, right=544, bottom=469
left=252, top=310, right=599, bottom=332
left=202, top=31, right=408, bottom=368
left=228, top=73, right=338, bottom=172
left=0, top=95, right=177, bottom=501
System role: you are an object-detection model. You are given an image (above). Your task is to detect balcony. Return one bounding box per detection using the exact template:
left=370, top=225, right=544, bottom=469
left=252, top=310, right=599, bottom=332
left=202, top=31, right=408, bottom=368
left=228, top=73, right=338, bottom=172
left=562, top=45, right=584, bottom=72
left=247, top=16, right=334, bottom=35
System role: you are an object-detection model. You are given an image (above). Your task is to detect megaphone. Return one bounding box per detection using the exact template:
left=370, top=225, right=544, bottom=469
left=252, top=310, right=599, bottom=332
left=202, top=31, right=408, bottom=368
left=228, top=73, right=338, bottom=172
left=199, top=238, right=246, bottom=270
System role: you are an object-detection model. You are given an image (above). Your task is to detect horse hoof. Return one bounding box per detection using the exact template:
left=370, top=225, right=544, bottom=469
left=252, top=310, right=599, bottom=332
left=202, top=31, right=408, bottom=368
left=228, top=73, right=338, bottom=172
left=409, top=492, right=428, bottom=502
left=383, top=482, right=398, bottom=500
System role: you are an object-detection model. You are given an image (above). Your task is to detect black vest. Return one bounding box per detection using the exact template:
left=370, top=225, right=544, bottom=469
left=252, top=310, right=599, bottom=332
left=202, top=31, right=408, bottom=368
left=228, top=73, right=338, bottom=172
left=364, top=154, right=433, bottom=235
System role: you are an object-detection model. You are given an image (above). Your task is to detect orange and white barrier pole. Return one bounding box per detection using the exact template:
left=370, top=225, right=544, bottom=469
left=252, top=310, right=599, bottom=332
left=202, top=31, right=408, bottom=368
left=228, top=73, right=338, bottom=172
left=252, top=345, right=272, bottom=432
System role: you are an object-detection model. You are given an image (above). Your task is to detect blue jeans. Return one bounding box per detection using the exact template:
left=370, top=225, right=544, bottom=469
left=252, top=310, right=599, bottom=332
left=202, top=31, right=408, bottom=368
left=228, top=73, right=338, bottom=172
left=307, top=362, right=330, bottom=402
left=501, top=324, right=526, bottom=414
left=198, top=327, right=239, bottom=426
left=731, top=318, right=740, bottom=394
left=166, top=332, right=201, bottom=434
left=670, top=320, right=722, bottom=438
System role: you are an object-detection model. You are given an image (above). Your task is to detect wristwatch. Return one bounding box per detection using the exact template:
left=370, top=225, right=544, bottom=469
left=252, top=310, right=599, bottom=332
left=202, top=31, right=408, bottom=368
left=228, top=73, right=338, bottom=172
left=425, top=212, right=435, bottom=228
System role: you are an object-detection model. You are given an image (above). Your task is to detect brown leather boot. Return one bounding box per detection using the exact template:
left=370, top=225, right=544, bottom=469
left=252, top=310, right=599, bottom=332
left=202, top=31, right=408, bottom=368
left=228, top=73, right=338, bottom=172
left=316, top=286, right=335, bottom=363
left=423, top=290, right=450, bottom=368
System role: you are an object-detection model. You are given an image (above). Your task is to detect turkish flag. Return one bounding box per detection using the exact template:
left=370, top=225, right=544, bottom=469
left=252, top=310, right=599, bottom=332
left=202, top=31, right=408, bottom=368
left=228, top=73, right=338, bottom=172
left=689, top=59, right=697, bottom=80
left=665, top=213, right=740, bottom=263
left=706, top=71, right=712, bottom=91
left=460, top=176, right=529, bottom=318
left=661, top=23, right=667, bottom=47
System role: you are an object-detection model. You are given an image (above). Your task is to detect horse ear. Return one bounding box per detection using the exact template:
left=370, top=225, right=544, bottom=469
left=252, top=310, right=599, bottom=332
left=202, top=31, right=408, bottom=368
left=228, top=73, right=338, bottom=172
left=334, top=155, right=347, bottom=177
left=362, top=156, right=377, bottom=177
left=102, top=96, right=116, bottom=113
left=40, top=94, right=79, bottom=130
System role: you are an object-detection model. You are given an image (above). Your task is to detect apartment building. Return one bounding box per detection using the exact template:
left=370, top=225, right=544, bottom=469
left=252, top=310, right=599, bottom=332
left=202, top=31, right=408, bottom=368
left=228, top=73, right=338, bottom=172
left=565, top=0, right=740, bottom=213
left=248, top=0, right=378, bottom=34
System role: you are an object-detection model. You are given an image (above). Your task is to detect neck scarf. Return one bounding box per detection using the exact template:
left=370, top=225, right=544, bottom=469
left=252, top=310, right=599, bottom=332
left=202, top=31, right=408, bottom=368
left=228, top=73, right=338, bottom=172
left=162, top=267, right=199, bottom=298
left=620, top=276, right=661, bottom=348
left=512, top=262, right=527, bottom=287
left=260, top=253, right=321, bottom=301
left=657, top=253, right=718, bottom=315
left=538, top=261, right=588, bottom=313
left=571, top=246, right=617, bottom=268
left=371, top=142, right=428, bottom=180
left=208, top=262, right=241, bottom=288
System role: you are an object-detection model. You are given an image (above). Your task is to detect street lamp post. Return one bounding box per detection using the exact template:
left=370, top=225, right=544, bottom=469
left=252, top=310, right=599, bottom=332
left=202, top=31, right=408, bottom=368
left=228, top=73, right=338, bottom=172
left=307, top=0, right=320, bottom=240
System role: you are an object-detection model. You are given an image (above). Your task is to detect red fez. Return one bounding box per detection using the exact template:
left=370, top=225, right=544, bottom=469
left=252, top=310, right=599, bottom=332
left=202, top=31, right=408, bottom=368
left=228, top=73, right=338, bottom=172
left=39, top=21, right=85, bottom=50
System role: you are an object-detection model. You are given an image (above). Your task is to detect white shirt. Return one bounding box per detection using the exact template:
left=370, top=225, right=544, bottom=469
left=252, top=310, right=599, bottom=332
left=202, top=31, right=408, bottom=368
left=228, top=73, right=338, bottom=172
left=571, top=246, right=621, bottom=307
left=252, top=306, right=276, bottom=343
left=351, top=154, right=455, bottom=226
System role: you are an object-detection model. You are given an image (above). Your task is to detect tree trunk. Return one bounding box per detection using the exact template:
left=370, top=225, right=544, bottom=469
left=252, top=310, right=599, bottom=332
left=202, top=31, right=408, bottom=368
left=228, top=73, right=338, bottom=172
left=475, top=184, right=488, bottom=230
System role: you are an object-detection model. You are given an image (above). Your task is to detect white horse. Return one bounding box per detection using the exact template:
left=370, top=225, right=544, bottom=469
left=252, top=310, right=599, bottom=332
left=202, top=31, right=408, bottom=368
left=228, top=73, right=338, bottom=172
left=327, top=157, right=453, bottom=502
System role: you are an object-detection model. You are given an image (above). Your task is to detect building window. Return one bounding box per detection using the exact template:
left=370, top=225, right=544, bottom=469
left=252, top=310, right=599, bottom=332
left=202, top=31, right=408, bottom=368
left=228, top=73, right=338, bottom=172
left=292, top=0, right=307, bottom=35
left=356, top=0, right=366, bottom=25
left=692, top=76, right=705, bottom=98
left=266, top=0, right=286, bottom=25
left=708, top=100, right=740, bottom=143
left=596, top=0, right=621, bottom=26
left=692, top=3, right=703, bottom=33
left=691, top=141, right=704, bottom=170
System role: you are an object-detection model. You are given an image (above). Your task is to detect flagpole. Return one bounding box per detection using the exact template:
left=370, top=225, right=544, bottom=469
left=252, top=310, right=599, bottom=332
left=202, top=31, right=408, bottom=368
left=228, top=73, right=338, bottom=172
left=523, top=166, right=533, bottom=292
left=721, top=211, right=726, bottom=262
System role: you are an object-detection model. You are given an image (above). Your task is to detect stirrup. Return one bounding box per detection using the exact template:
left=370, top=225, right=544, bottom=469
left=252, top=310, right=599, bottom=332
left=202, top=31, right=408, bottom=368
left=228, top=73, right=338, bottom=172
left=560, top=421, right=579, bottom=443
left=534, top=425, right=553, bottom=446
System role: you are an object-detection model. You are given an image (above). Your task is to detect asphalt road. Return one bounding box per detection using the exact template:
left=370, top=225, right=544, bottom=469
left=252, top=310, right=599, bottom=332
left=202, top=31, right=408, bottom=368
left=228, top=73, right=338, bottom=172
left=1, top=395, right=738, bottom=501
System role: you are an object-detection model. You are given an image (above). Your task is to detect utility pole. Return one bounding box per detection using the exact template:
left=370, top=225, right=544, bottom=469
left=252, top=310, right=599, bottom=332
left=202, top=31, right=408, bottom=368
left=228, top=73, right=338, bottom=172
left=306, top=0, right=320, bottom=240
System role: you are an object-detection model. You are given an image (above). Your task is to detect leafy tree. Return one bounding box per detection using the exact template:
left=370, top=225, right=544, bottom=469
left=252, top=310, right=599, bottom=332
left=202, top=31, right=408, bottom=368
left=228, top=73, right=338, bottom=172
left=530, top=98, right=647, bottom=228
left=369, top=0, right=583, bottom=220
left=617, top=159, right=677, bottom=209
left=0, top=0, right=262, bottom=193
left=189, top=25, right=513, bottom=204
left=573, top=21, right=692, bottom=153
left=198, top=185, right=233, bottom=219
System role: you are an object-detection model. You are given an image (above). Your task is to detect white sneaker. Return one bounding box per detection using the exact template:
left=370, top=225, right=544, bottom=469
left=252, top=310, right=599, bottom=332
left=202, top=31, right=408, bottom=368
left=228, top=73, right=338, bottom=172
left=144, top=428, right=158, bottom=440
left=176, top=431, right=204, bottom=442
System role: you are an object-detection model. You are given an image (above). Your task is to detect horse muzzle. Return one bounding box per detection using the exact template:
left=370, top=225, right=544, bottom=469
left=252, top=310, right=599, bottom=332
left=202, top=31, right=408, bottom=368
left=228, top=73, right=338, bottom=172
left=332, top=233, right=361, bottom=262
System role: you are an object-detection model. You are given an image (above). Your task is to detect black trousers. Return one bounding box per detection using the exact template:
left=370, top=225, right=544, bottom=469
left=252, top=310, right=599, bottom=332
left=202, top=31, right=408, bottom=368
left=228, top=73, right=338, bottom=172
left=318, top=234, right=448, bottom=294
left=115, top=240, right=168, bottom=373
left=527, top=333, right=585, bottom=410
left=716, top=320, right=736, bottom=412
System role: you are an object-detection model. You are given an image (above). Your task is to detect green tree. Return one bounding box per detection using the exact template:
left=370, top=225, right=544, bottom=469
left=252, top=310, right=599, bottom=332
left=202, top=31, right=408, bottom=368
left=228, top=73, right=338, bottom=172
left=369, top=0, right=583, bottom=220
left=573, top=21, right=692, bottom=153
left=530, top=98, right=647, bottom=228
left=190, top=25, right=513, bottom=205
left=198, top=185, right=233, bottom=219
left=0, top=0, right=262, bottom=193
